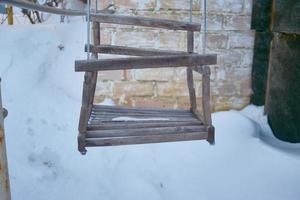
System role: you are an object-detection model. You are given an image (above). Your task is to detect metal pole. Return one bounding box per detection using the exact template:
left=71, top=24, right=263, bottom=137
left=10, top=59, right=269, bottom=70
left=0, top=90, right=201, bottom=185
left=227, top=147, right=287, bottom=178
left=0, top=78, right=11, bottom=200
left=87, top=0, right=91, bottom=59
left=7, top=5, right=13, bottom=25
left=203, top=0, right=207, bottom=54
left=189, top=0, right=192, bottom=23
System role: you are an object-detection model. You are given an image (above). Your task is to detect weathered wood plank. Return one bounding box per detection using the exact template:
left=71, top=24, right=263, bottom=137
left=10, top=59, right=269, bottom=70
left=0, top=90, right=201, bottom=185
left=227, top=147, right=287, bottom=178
left=85, top=132, right=208, bottom=147
left=90, top=13, right=201, bottom=31
left=75, top=54, right=217, bottom=72
left=86, top=44, right=193, bottom=56
left=91, top=110, right=192, bottom=117
left=202, top=66, right=212, bottom=125
left=89, top=116, right=200, bottom=123
left=91, top=107, right=193, bottom=117
left=88, top=22, right=100, bottom=106
left=87, top=121, right=203, bottom=130
left=91, top=112, right=194, bottom=119
left=186, top=31, right=197, bottom=112
left=86, top=126, right=206, bottom=138
left=93, top=105, right=190, bottom=114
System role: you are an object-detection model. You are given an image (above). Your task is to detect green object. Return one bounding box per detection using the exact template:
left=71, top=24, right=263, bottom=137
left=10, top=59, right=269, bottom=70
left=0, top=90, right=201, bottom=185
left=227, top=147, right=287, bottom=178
left=251, top=0, right=273, bottom=31
left=251, top=31, right=272, bottom=105
left=251, top=0, right=274, bottom=105
left=273, top=0, right=300, bottom=34
left=267, top=33, right=300, bottom=143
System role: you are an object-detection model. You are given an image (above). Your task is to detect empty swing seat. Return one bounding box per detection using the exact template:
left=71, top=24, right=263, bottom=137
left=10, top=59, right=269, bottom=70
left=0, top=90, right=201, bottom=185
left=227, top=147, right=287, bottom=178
left=85, top=105, right=208, bottom=147
left=75, top=12, right=217, bottom=154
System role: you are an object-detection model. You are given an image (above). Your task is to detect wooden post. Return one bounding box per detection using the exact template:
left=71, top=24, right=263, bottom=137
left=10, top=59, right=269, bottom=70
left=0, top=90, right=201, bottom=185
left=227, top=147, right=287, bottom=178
left=78, top=1, right=100, bottom=154
left=186, top=31, right=197, bottom=112
left=7, top=6, right=13, bottom=25
left=202, top=66, right=214, bottom=144
left=0, top=78, right=11, bottom=200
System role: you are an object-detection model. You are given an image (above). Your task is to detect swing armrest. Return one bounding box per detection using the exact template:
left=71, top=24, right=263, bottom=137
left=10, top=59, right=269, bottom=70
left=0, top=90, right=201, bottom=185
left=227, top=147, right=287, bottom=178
left=75, top=54, right=217, bottom=72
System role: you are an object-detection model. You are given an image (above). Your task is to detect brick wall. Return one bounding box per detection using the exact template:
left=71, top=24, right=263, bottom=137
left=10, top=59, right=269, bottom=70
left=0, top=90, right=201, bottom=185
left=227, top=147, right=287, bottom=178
left=93, top=0, right=254, bottom=111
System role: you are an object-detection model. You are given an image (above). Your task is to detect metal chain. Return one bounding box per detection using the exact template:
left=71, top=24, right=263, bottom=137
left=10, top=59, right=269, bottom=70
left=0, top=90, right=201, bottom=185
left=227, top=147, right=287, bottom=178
left=203, top=0, right=207, bottom=54
left=87, top=0, right=91, bottom=59
left=190, top=0, right=207, bottom=54
left=189, top=0, right=192, bottom=23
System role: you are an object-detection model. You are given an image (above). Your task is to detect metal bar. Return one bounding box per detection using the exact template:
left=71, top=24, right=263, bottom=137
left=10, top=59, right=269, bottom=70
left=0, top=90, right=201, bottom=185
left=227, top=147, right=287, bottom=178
left=203, top=0, right=207, bottom=54
left=189, top=0, right=192, bottom=22
left=0, top=0, right=112, bottom=16
left=7, top=5, right=13, bottom=25
left=87, top=0, right=91, bottom=59
left=0, top=78, right=11, bottom=200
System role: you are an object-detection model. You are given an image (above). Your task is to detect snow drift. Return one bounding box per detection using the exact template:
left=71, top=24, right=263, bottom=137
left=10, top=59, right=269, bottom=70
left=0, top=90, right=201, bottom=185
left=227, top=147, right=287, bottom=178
left=1, top=23, right=300, bottom=200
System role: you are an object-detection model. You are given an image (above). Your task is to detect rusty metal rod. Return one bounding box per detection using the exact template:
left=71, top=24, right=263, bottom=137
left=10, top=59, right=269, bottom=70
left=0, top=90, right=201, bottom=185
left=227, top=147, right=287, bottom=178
left=0, top=78, right=11, bottom=200
left=0, top=0, right=113, bottom=16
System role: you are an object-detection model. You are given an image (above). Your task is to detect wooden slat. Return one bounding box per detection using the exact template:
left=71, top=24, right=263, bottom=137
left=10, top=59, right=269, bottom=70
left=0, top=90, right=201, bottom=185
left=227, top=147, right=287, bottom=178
left=91, top=107, right=193, bottom=116
left=91, top=109, right=192, bottom=116
left=89, top=116, right=200, bottom=123
left=86, top=45, right=193, bottom=56
left=75, top=54, right=217, bottom=72
left=91, top=13, right=201, bottom=31
left=89, top=22, right=100, bottom=105
left=186, top=31, right=197, bottom=112
left=90, top=113, right=194, bottom=119
left=202, top=66, right=212, bottom=125
left=92, top=105, right=190, bottom=114
left=85, top=132, right=208, bottom=147
left=86, top=126, right=206, bottom=138
left=87, top=121, right=203, bottom=130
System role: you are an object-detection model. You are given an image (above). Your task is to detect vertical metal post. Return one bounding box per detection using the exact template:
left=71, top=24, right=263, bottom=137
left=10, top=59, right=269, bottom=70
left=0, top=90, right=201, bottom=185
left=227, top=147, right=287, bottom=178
left=189, top=0, right=192, bottom=23
left=203, top=0, right=207, bottom=54
left=7, top=6, right=13, bottom=25
left=87, top=0, right=91, bottom=59
left=0, top=78, right=11, bottom=200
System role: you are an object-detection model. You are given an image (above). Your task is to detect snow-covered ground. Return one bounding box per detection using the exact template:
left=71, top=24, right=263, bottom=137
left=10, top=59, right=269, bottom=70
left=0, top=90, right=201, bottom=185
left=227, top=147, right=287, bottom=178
left=1, top=22, right=300, bottom=200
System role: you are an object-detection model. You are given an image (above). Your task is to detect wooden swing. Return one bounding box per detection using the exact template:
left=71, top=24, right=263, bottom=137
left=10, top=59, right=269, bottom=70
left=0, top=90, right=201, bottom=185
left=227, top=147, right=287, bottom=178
left=75, top=0, right=217, bottom=154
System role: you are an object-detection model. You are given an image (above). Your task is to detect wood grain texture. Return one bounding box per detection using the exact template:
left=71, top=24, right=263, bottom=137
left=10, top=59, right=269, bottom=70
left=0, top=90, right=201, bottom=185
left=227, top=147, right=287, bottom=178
left=86, top=44, right=193, bottom=56
left=202, top=66, right=212, bottom=125
left=86, top=126, right=207, bottom=138
left=75, top=54, right=217, bottom=71
left=87, top=121, right=203, bottom=130
left=85, top=132, right=208, bottom=147
left=186, top=31, right=197, bottom=112
left=92, top=105, right=190, bottom=114
left=91, top=13, right=201, bottom=31
left=78, top=21, right=100, bottom=154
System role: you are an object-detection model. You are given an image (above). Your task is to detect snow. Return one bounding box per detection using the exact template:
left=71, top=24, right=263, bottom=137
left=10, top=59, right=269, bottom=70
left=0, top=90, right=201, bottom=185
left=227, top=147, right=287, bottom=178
left=112, top=117, right=170, bottom=121
left=1, top=22, right=300, bottom=200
